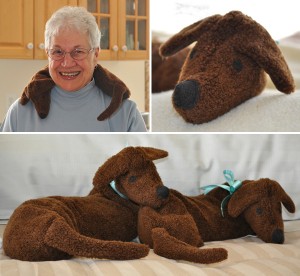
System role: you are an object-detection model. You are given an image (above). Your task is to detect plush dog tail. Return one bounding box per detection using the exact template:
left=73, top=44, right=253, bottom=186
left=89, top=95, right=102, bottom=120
left=44, top=217, right=149, bottom=260
left=151, top=228, right=227, bottom=264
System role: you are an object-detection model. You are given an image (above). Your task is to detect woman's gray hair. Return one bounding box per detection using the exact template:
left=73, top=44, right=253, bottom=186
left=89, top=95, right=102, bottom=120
left=45, top=6, right=101, bottom=49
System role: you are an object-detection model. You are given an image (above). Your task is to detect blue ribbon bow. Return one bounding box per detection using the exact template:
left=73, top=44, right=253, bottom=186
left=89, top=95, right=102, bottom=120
left=200, top=170, right=242, bottom=217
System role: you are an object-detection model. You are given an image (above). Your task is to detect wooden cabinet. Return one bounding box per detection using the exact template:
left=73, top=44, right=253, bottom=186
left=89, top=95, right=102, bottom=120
left=0, top=0, right=79, bottom=59
left=84, top=0, right=149, bottom=60
left=0, top=0, right=149, bottom=60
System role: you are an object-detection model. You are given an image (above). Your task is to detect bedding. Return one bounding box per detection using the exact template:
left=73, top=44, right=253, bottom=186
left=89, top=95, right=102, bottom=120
left=151, top=88, right=300, bottom=132
left=0, top=221, right=300, bottom=275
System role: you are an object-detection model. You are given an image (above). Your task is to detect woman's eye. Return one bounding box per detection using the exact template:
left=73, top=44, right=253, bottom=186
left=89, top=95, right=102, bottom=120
left=129, top=176, right=137, bottom=183
left=53, top=49, right=63, bottom=55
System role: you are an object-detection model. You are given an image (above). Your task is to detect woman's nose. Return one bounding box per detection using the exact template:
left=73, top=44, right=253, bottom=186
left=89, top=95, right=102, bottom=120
left=61, top=53, right=76, bottom=67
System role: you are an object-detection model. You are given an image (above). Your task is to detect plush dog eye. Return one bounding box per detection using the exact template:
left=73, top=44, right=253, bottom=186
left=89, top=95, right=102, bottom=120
left=129, top=176, right=137, bottom=183
left=232, top=59, right=243, bottom=72
left=256, top=207, right=263, bottom=215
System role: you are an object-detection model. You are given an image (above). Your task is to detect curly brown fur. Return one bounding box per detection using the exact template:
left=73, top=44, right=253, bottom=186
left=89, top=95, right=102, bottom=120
left=3, top=147, right=166, bottom=261
left=152, top=42, right=189, bottom=93
left=160, top=11, right=295, bottom=124
left=20, top=64, right=130, bottom=121
left=115, top=149, right=295, bottom=263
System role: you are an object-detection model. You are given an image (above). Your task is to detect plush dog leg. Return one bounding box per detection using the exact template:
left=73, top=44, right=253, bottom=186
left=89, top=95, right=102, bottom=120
left=45, top=218, right=149, bottom=260
left=151, top=228, right=227, bottom=264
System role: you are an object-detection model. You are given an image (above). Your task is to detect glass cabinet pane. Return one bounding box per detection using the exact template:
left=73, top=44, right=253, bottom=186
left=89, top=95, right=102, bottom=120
left=126, top=20, right=135, bottom=50
left=87, top=0, right=97, bottom=13
left=138, top=0, right=146, bottom=16
left=100, top=0, right=109, bottom=14
left=138, top=20, right=146, bottom=50
left=126, top=0, right=135, bottom=15
left=100, top=18, right=109, bottom=50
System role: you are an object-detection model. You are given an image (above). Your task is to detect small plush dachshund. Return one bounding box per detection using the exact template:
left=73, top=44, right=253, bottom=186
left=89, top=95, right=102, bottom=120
left=116, top=149, right=295, bottom=264
left=160, top=11, right=295, bottom=124
left=3, top=147, right=167, bottom=261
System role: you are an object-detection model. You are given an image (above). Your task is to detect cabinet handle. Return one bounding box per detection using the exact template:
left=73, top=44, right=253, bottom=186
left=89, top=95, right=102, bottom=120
left=122, top=45, right=128, bottom=52
left=27, top=43, right=34, bottom=50
left=39, top=43, right=45, bottom=50
left=112, top=45, right=119, bottom=52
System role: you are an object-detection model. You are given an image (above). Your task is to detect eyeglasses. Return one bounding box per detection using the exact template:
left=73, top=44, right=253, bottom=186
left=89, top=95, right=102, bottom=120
left=47, top=48, right=94, bottom=61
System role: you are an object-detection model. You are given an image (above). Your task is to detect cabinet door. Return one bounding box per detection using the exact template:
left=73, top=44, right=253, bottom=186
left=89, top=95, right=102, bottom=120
left=0, top=0, right=34, bottom=59
left=85, top=0, right=118, bottom=60
left=34, top=0, right=79, bottom=59
left=118, top=0, right=149, bottom=60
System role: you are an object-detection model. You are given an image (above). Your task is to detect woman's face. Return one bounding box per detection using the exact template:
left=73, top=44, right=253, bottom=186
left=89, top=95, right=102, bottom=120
left=48, top=28, right=99, bottom=92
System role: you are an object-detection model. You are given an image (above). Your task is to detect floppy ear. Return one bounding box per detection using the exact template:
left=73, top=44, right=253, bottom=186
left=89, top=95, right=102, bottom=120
left=136, top=147, right=168, bottom=161
left=93, top=64, right=131, bottom=121
left=278, top=186, right=296, bottom=213
left=234, top=17, right=295, bottom=93
left=159, top=14, right=221, bottom=57
left=228, top=179, right=296, bottom=217
left=20, top=66, right=54, bottom=119
left=227, top=180, right=262, bottom=217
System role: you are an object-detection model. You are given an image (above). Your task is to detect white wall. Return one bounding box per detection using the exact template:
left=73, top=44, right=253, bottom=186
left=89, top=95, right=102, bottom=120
left=151, top=0, right=300, bottom=40
left=0, top=59, right=146, bottom=122
left=0, top=134, right=299, bottom=221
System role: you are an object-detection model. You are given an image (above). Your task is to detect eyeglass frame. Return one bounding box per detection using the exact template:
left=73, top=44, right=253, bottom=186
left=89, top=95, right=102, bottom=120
left=46, top=47, right=95, bottom=61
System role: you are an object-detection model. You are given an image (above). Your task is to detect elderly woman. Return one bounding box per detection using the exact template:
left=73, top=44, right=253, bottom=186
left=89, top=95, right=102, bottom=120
left=1, top=6, right=147, bottom=132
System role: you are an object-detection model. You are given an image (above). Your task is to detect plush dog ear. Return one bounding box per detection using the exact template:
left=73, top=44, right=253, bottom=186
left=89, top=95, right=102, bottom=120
left=159, top=14, right=221, bottom=57
left=228, top=179, right=295, bottom=217
left=90, top=147, right=168, bottom=196
left=136, top=147, right=168, bottom=161
left=232, top=12, right=295, bottom=93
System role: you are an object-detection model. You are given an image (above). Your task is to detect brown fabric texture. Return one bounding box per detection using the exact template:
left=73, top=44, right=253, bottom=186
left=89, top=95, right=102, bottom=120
left=3, top=147, right=167, bottom=262
left=123, top=150, right=294, bottom=264
left=159, top=10, right=295, bottom=124
left=152, top=41, right=189, bottom=93
left=20, top=64, right=130, bottom=121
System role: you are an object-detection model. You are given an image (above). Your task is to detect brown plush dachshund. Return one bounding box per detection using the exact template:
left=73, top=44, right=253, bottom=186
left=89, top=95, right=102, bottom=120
left=119, top=155, right=294, bottom=264
left=115, top=148, right=228, bottom=264
left=3, top=147, right=167, bottom=261
left=20, top=64, right=130, bottom=121
left=195, top=178, right=296, bottom=244
left=160, top=11, right=295, bottom=124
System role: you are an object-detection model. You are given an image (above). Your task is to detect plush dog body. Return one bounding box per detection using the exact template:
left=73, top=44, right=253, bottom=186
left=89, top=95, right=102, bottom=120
left=160, top=11, right=295, bottom=124
left=117, top=152, right=295, bottom=264
left=193, top=178, right=295, bottom=243
left=3, top=147, right=166, bottom=261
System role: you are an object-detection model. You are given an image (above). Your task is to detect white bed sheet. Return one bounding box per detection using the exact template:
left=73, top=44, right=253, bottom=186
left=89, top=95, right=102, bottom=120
left=0, top=221, right=299, bottom=275
left=151, top=88, right=300, bottom=132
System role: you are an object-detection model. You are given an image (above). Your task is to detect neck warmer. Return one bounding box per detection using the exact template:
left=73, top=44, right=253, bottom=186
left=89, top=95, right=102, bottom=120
left=19, top=64, right=130, bottom=121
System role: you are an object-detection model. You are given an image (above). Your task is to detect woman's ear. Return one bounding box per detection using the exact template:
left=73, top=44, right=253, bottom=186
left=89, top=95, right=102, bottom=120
left=93, top=48, right=99, bottom=66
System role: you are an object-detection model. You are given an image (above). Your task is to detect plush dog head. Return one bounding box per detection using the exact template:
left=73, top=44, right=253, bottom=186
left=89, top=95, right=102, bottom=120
left=160, top=10, right=295, bottom=124
left=91, top=147, right=169, bottom=209
left=227, top=179, right=295, bottom=244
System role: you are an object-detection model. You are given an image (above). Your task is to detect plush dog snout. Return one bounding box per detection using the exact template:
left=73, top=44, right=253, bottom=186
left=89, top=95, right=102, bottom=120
left=157, top=186, right=169, bottom=199
left=172, top=80, right=200, bottom=110
left=271, top=229, right=284, bottom=244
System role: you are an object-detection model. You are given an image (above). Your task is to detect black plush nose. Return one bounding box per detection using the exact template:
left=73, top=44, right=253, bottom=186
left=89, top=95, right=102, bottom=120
left=271, top=229, right=284, bottom=244
left=156, top=186, right=169, bottom=199
left=172, top=80, right=200, bottom=110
